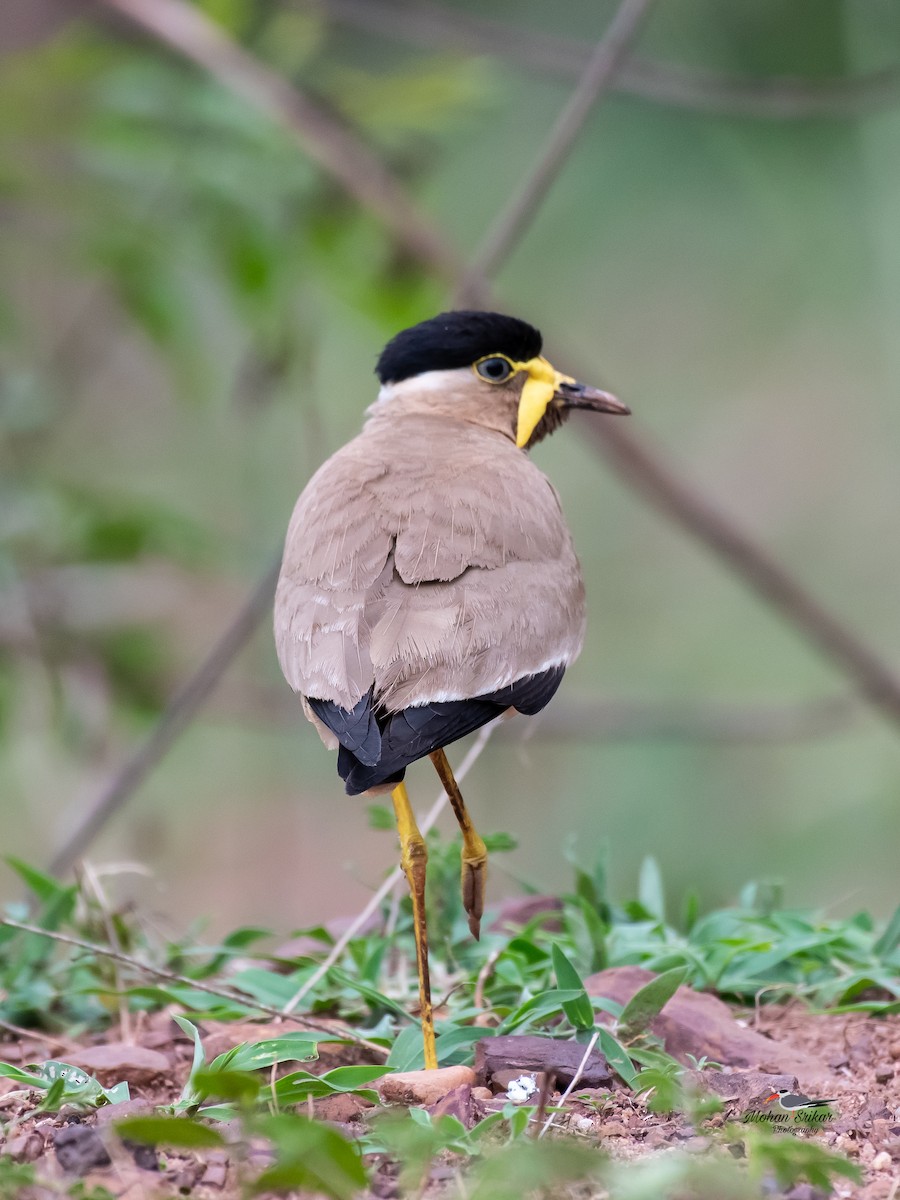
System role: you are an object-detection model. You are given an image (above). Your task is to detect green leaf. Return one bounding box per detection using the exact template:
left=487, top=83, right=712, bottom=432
left=0, top=1062, right=46, bottom=1086
left=551, top=945, right=595, bottom=1031
left=467, top=1137, right=606, bottom=1200
left=873, top=903, right=900, bottom=958
left=638, top=856, right=665, bottom=922
left=386, top=1024, right=427, bottom=1071
left=188, top=1068, right=261, bottom=1105
left=367, top=803, right=394, bottom=830
left=116, top=1115, right=226, bottom=1149
left=618, top=967, right=687, bottom=1042
left=252, top=1115, right=366, bottom=1199
left=497, top=989, right=586, bottom=1034
left=5, top=858, right=71, bottom=905
left=595, top=1027, right=637, bottom=1087
left=272, top=1064, right=384, bottom=1105
left=173, top=1014, right=206, bottom=1078
left=211, top=1033, right=322, bottom=1073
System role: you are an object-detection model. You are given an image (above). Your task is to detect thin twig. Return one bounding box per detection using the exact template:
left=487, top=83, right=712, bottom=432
left=455, top=0, right=658, bottom=305
left=280, top=722, right=497, bottom=1016
left=579, top=416, right=900, bottom=728
left=539, top=1031, right=600, bottom=1138
left=473, top=947, right=501, bottom=1011
left=0, top=917, right=387, bottom=1058
left=317, top=0, right=900, bottom=120
left=79, top=861, right=133, bottom=1043
left=96, top=0, right=458, bottom=281
left=48, top=555, right=282, bottom=877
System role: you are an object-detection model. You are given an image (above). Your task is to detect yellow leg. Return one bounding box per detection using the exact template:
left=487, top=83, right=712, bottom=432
left=391, top=782, right=437, bottom=1070
left=429, top=748, right=487, bottom=940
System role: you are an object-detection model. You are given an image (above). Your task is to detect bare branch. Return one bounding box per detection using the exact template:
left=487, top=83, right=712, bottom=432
left=317, top=0, right=900, bottom=120
left=455, top=0, right=657, bottom=306
left=580, top=416, right=900, bottom=726
left=95, top=0, right=459, bottom=280
left=48, top=554, right=282, bottom=877
left=0, top=917, right=388, bottom=1057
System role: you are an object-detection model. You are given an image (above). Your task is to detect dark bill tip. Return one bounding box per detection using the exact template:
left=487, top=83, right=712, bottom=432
left=557, top=380, right=630, bottom=415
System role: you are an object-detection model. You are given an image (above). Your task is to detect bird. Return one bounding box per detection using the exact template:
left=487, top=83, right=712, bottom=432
left=762, top=1088, right=838, bottom=1120
left=274, top=310, right=630, bottom=1068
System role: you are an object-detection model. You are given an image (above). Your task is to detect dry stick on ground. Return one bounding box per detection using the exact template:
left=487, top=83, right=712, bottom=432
left=0, top=917, right=388, bottom=1058
left=318, top=0, right=900, bottom=120
left=63, top=0, right=900, bottom=875
left=48, top=555, right=283, bottom=878
left=539, top=1031, right=601, bottom=1139
left=279, top=721, right=498, bottom=1017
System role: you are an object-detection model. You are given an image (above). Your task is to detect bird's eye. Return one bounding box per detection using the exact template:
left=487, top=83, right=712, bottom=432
left=475, top=356, right=513, bottom=383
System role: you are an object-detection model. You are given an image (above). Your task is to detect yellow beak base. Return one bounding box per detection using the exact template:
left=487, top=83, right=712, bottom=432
left=515, top=357, right=573, bottom=448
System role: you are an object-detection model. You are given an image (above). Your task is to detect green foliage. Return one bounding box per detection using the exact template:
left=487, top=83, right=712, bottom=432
left=617, top=966, right=688, bottom=1041
left=0, top=1059, right=128, bottom=1112
left=742, top=1123, right=862, bottom=1191
left=250, top=1116, right=367, bottom=1199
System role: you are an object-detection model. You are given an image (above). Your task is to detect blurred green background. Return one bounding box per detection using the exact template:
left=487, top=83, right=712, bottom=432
left=2, top=0, right=899, bottom=935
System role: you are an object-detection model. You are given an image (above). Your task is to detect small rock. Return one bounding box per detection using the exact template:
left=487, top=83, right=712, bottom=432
left=312, top=1092, right=374, bottom=1123
left=53, top=1124, right=111, bottom=1174
left=427, top=1084, right=474, bottom=1126
left=201, top=1151, right=229, bottom=1189
left=68, top=1043, right=169, bottom=1085
left=858, top=1140, right=876, bottom=1163
left=874, top=1064, right=894, bottom=1084
left=5, top=1132, right=43, bottom=1162
left=585, top=966, right=830, bottom=1083
left=475, top=1034, right=611, bottom=1088
left=378, top=1066, right=475, bottom=1107
left=783, top=1185, right=828, bottom=1200
left=471, top=1087, right=492, bottom=1101
left=685, top=1069, right=798, bottom=1107
left=96, top=1097, right=152, bottom=1126
left=872, top=1150, right=893, bottom=1171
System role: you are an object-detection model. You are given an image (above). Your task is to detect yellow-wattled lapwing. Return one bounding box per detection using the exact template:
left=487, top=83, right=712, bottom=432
left=274, top=311, right=629, bottom=1067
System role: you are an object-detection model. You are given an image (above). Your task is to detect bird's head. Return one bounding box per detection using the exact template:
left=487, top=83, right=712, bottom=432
left=764, top=1088, right=791, bottom=1103
left=373, top=310, right=629, bottom=448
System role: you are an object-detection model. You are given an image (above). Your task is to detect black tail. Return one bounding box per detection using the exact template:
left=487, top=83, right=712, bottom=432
left=307, top=665, right=565, bottom=795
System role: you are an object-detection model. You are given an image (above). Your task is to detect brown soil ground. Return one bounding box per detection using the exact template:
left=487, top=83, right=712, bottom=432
left=1, top=1002, right=898, bottom=1199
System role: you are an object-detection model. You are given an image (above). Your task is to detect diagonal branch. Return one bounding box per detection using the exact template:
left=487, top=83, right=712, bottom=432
left=578, top=419, right=900, bottom=724
left=97, top=0, right=459, bottom=281
left=0, top=917, right=388, bottom=1056
left=454, top=0, right=658, bottom=306
left=48, top=554, right=282, bottom=877
left=316, top=0, right=900, bottom=120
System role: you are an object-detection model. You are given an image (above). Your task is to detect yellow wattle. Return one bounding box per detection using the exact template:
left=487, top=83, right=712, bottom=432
left=515, top=357, right=574, bottom=448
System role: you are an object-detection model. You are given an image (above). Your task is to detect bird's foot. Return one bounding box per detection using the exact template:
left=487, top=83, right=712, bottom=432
left=461, top=847, right=487, bottom=940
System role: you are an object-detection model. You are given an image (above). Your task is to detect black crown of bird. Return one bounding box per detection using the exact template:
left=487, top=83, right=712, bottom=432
left=275, top=310, right=629, bottom=1069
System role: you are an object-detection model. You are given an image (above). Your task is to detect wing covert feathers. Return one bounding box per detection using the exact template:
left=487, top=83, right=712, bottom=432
left=274, top=412, right=585, bottom=785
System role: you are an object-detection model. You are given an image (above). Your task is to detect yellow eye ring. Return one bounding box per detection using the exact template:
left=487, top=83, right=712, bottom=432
left=473, top=355, right=520, bottom=384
